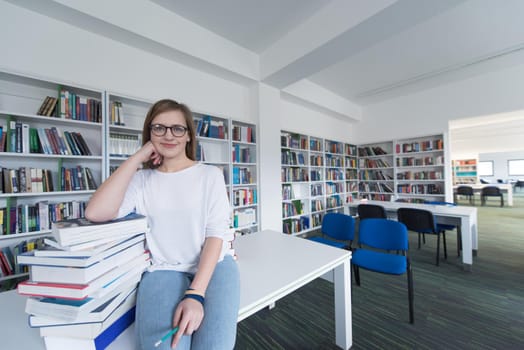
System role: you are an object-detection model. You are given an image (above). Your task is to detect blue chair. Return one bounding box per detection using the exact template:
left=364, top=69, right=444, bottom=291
left=308, top=213, right=355, bottom=249
left=425, top=201, right=462, bottom=257
left=397, top=208, right=447, bottom=266
left=352, top=219, right=414, bottom=323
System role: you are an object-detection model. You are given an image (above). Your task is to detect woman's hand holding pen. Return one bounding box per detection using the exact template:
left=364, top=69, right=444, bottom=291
left=131, top=141, right=162, bottom=166
left=171, top=298, right=204, bottom=349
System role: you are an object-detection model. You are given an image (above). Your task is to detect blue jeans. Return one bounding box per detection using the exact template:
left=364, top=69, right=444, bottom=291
left=135, top=256, right=240, bottom=350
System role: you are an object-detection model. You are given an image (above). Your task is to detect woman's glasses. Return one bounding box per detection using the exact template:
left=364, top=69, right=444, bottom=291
left=149, top=124, right=188, bottom=137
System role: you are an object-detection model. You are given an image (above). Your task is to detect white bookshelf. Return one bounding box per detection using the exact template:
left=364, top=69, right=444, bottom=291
left=394, top=134, right=446, bottom=203
left=452, top=159, right=478, bottom=185
left=358, top=141, right=395, bottom=201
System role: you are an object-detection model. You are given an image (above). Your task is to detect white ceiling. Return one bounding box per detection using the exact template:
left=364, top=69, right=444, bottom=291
left=8, top=0, right=524, bottom=110
left=152, top=0, right=329, bottom=53
left=150, top=0, right=524, bottom=105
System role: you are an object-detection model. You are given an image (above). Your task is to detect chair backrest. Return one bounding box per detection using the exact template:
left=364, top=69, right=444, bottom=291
left=480, top=178, right=489, bottom=184
left=481, top=186, right=501, bottom=196
left=457, top=186, right=474, bottom=195
left=397, top=208, right=437, bottom=233
left=497, top=179, right=504, bottom=184
left=357, top=204, right=387, bottom=220
left=322, top=213, right=355, bottom=241
left=358, top=219, right=408, bottom=251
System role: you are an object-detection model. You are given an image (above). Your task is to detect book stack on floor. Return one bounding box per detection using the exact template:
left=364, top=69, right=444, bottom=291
left=16, top=213, right=150, bottom=350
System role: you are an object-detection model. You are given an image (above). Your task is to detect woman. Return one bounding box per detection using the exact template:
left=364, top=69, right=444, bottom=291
left=85, top=99, right=240, bottom=350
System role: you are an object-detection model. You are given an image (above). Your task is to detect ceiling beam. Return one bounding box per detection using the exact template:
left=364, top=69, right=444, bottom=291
left=261, top=0, right=465, bottom=89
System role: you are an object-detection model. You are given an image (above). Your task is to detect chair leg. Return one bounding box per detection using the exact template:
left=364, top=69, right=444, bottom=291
left=436, top=233, right=440, bottom=266
left=501, top=196, right=504, bottom=207
left=352, top=264, right=360, bottom=286
left=423, top=234, right=426, bottom=244
left=418, top=233, right=421, bottom=249
left=407, top=261, right=414, bottom=324
left=443, top=232, right=447, bottom=259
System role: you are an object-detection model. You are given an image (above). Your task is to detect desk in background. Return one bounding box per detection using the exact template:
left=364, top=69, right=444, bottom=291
left=347, top=200, right=478, bottom=270
left=453, top=184, right=513, bottom=206
left=0, top=230, right=353, bottom=350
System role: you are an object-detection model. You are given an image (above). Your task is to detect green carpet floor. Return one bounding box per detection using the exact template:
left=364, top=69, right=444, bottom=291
left=235, top=194, right=524, bottom=349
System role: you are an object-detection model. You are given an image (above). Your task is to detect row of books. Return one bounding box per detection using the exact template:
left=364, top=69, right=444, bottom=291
left=325, top=155, right=343, bottom=167
left=0, top=200, right=86, bottom=235
left=359, top=158, right=392, bottom=168
left=109, top=101, right=125, bottom=126
left=311, top=199, right=324, bottom=212
left=195, top=116, right=226, bottom=139
left=232, top=208, right=256, bottom=228
left=397, top=170, right=444, bottom=180
left=358, top=146, right=389, bottom=157
left=311, top=169, right=323, bottom=181
left=282, top=216, right=310, bottom=234
left=109, top=132, right=140, bottom=157
left=0, top=121, right=92, bottom=156
left=232, top=144, right=254, bottom=163
left=17, top=213, right=150, bottom=349
left=325, top=169, right=344, bottom=181
left=232, top=188, right=257, bottom=207
left=281, top=149, right=306, bottom=166
left=326, top=182, right=345, bottom=194
left=232, top=125, right=255, bottom=143
left=326, top=195, right=343, bottom=209
left=281, top=168, right=309, bottom=182
left=359, top=169, right=393, bottom=181
left=232, top=166, right=254, bottom=185
left=1, top=166, right=97, bottom=194
left=1, top=167, right=54, bottom=194
left=396, top=139, right=444, bottom=154
left=0, top=239, right=44, bottom=279
left=281, top=133, right=307, bottom=150
left=359, top=182, right=394, bottom=193
left=56, top=89, right=102, bottom=122
left=282, top=200, right=305, bottom=218
left=326, top=141, right=343, bottom=154
left=396, top=156, right=444, bottom=167
left=397, top=184, right=443, bottom=194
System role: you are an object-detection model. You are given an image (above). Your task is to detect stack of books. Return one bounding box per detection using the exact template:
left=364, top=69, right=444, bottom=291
left=16, top=213, right=150, bottom=350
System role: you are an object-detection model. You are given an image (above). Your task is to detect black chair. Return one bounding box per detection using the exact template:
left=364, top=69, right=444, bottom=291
left=481, top=186, right=504, bottom=207
left=357, top=204, right=387, bottom=220
left=455, top=185, right=474, bottom=205
left=514, top=180, right=524, bottom=191
left=480, top=178, right=489, bottom=184
left=397, top=208, right=447, bottom=266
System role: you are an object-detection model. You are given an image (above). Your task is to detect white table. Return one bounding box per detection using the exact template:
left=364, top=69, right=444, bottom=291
left=0, top=230, right=353, bottom=349
left=453, top=184, right=513, bottom=206
left=347, top=200, right=478, bottom=270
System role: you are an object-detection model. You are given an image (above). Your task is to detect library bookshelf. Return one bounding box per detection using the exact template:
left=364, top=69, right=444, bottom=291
left=0, top=71, right=259, bottom=290
left=452, top=159, right=478, bottom=185
left=280, top=130, right=357, bottom=236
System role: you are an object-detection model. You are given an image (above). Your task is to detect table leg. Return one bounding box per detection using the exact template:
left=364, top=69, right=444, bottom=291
left=334, top=258, right=352, bottom=349
left=461, top=216, right=473, bottom=268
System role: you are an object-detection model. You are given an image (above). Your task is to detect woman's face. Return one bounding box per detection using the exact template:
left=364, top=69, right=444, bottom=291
left=150, top=110, right=190, bottom=161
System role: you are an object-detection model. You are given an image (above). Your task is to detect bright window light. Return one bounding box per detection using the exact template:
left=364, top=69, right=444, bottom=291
left=508, top=159, right=524, bottom=176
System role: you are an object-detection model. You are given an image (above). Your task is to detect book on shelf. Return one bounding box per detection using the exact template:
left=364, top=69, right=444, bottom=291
left=51, top=212, right=148, bottom=246
left=18, top=253, right=149, bottom=300
left=39, top=288, right=136, bottom=337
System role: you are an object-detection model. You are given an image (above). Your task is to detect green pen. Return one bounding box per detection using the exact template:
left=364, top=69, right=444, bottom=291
left=154, top=326, right=179, bottom=347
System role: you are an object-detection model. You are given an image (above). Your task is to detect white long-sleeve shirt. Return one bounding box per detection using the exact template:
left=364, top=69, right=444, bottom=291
left=117, top=163, right=231, bottom=273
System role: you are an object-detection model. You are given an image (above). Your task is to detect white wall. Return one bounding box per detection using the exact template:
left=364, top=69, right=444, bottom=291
left=0, top=1, right=252, bottom=122
left=358, top=61, right=524, bottom=146
left=479, top=150, right=524, bottom=182
left=281, top=98, right=356, bottom=143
